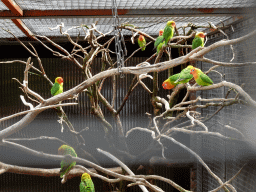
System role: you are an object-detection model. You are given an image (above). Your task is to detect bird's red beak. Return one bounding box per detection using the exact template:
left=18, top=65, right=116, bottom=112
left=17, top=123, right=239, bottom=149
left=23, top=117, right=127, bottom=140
left=162, top=82, right=167, bottom=89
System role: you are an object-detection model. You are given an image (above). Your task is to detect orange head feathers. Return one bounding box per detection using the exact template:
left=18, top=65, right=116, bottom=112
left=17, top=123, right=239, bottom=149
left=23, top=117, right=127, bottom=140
left=159, top=29, right=164, bottom=36
left=167, top=20, right=176, bottom=28
left=55, top=77, right=64, bottom=85
left=196, top=32, right=206, bottom=38
left=162, top=79, right=175, bottom=90
left=138, top=35, right=145, bottom=41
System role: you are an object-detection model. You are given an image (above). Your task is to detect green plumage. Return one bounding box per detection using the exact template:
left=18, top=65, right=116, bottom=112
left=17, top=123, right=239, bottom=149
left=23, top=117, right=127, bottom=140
left=157, top=41, right=165, bottom=55
left=154, top=35, right=164, bottom=49
left=162, top=73, right=180, bottom=89
left=192, top=36, right=204, bottom=49
left=138, top=36, right=146, bottom=51
left=51, top=77, right=63, bottom=96
left=191, top=68, right=213, bottom=86
left=58, top=145, right=77, bottom=178
left=80, top=173, right=95, bottom=192
left=174, top=65, right=194, bottom=84
left=163, top=21, right=175, bottom=45
left=51, top=83, right=63, bottom=96
left=169, top=73, right=180, bottom=82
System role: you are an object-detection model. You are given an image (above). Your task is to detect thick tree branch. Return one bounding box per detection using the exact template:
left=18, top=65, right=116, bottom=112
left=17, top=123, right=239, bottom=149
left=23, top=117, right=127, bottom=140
left=0, top=161, right=122, bottom=178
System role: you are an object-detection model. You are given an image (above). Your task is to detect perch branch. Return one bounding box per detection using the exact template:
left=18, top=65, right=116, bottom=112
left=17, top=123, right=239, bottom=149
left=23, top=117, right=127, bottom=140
left=210, top=164, right=246, bottom=192
left=0, top=103, right=77, bottom=123
left=97, top=148, right=149, bottom=192
left=0, top=161, right=122, bottom=177
left=186, top=111, right=208, bottom=132
left=1, top=32, right=256, bottom=139
left=160, top=135, right=230, bottom=192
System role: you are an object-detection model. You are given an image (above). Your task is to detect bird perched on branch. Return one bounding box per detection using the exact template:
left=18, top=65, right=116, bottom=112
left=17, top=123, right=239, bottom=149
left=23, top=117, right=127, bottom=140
left=51, top=77, right=63, bottom=96
left=154, top=29, right=164, bottom=49
left=58, top=145, right=77, bottom=178
left=190, top=67, right=213, bottom=86
left=192, top=32, right=206, bottom=50
left=157, top=41, right=165, bottom=55
left=162, top=73, right=180, bottom=90
left=163, top=20, right=176, bottom=45
left=80, top=173, right=95, bottom=192
left=174, top=65, right=194, bottom=84
left=138, top=35, right=146, bottom=51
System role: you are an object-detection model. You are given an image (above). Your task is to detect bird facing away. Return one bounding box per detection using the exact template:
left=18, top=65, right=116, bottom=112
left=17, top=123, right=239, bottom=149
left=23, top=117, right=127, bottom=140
left=138, top=35, right=146, bottom=51
left=58, top=145, right=77, bottom=178
left=190, top=67, right=213, bottom=86
left=163, top=20, right=176, bottom=45
left=51, top=77, right=63, bottom=96
left=154, top=29, right=164, bottom=49
left=192, top=32, right=206, bottom=50
left=80, top=173, right=95, bottom=192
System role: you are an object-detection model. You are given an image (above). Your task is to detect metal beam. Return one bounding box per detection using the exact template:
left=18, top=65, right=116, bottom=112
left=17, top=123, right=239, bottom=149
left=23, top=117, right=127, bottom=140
left=11, top=19, right=33, bottom=37
left=1, top=0, right=34, bottom=38
left=0, top=8, right=255, bottom=19
left=1, top=0, right=22, bottom=16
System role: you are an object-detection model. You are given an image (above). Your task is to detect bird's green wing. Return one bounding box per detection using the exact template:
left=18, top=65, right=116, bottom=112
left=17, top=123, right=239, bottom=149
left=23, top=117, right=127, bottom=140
left=138, top=39, right=146, bottom=51
left=60, top=160, right=76, bottom=178
left=157, top=42, right=164, bottom=54
left=58, top=145, right=77, bottom=178
left=200, top=72, right=213, bottom=85
left=142, top=38, right=146, bottom=51
left=154, top=36, right=164, bottom=48
left=163, top=26, right=174, bottom=45
left=80, top=179, right=95, bottom=192
left=51, top=82, right=63, bottom=96
left=169, top=73, right=180, bottom=83
left=175, top=68, right=193, bottom=83
left=192, top=37, right=204, bottom=49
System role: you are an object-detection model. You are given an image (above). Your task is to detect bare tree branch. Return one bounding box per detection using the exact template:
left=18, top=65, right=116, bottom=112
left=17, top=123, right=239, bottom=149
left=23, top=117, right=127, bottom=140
left=0, top=161, right=122, bottom=177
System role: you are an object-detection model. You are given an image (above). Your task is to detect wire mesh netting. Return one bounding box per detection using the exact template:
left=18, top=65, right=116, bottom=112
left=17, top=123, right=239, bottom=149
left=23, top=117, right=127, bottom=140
left=19, top=16, right=232, bottom=37
left=194, top=16, right=256, bottom=192
left=0, top=20, right=26, bottom=38
left=13, top=0, right=256, bottom=10
left=0, top=1, right=8, bottom=10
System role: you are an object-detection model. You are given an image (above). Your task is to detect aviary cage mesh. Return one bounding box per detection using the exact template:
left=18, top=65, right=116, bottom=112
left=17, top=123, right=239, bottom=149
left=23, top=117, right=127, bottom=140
left=0, top=0, right=256, bottom=191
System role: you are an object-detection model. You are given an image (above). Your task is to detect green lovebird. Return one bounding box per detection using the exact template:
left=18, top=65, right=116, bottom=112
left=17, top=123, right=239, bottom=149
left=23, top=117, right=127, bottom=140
left=163, top=20, right=176, bottom=45
left=138, top=35, right=146, bottom=51
left=174, top=65, right=194, bottom=84
left=154, top=29, right=164, bottom=49
left=192, top=32, right=206, bottom=49
left=51, top=77, right=63, bottom=96
left=157, top=41, right=165, bottom=55
left=162, top=73, right=180, bottom=90
left=190, top=67, right=213, bottom=86
left=80, top=173, right=95, bottom=192
left=58, top=145, right=77, bottom=178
